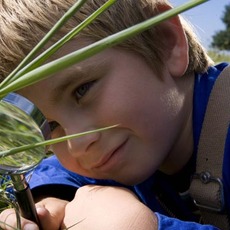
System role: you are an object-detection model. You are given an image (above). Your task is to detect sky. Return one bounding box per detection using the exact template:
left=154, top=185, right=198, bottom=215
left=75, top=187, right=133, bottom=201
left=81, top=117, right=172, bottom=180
left=171, top=0, right=227, bottom=49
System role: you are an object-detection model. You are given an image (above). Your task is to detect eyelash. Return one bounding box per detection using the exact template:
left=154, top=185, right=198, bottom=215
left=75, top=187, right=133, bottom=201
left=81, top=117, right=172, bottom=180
left=74, top=80, right=96, bottom=102
left=48, top=121, right=60, bottom=132
left=47, top=80, right=97, bottom=132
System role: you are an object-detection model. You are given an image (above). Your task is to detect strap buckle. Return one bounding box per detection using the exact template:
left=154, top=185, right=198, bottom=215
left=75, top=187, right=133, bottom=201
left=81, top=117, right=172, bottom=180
left=192, top=171, right=225, bottom=212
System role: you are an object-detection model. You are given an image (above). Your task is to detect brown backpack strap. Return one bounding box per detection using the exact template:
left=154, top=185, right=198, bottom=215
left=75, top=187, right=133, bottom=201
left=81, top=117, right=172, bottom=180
left=189, top=65, right=230, bottom=230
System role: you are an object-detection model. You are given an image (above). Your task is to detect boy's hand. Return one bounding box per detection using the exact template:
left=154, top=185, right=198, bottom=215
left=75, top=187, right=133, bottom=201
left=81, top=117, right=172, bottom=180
left=62, top=185, right=158, bottom=230
left=0, top=197, right=68, bottom=230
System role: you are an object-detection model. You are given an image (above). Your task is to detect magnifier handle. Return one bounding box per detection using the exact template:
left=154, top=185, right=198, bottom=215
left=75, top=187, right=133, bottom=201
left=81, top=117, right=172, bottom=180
left=14, top=185, right=41, bottom=226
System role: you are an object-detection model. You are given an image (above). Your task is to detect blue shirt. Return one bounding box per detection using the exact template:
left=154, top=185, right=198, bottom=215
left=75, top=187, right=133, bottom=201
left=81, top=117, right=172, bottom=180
left=29, top=63, right=229, bottom=229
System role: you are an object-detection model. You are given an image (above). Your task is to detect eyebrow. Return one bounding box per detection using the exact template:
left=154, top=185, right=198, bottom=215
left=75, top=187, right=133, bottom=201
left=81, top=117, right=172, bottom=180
left=50, top=69, right=86, bottom=104
left=50, top=60, right=107, bottom=104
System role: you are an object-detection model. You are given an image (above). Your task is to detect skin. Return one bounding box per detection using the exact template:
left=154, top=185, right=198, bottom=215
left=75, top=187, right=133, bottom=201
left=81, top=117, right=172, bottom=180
left=19, top=43, right=193, bottom=185
left=0, top=14, right=195, bottom=230
left=62, top=185, right=157, bottom=230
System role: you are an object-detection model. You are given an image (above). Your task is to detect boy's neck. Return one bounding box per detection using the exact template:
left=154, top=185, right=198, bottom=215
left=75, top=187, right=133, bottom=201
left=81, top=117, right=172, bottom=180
left=160, top=74, right=195, bottom=175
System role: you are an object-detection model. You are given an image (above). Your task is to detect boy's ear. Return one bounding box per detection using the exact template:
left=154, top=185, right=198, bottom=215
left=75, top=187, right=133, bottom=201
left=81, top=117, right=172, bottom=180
left=157, top=5, right=189, bottom=78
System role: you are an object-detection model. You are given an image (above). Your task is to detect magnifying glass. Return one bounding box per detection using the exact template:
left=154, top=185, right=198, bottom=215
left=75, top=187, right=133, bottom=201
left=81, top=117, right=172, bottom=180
left=0, top=92, right=50, bottom=227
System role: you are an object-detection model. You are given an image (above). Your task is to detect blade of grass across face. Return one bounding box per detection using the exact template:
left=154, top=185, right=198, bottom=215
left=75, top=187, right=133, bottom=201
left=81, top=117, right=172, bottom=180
left=0, top=0, right=209, bottom=98
left=1, top=0, right=116, bottom=87
left=0, top=125, right=118, bottom=157
left=0, top=0, right=87, bottom=88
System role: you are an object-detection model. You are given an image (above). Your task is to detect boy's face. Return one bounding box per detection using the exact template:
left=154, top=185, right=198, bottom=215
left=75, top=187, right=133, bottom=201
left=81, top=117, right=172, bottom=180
left=19, top=40, right=188, bottom=185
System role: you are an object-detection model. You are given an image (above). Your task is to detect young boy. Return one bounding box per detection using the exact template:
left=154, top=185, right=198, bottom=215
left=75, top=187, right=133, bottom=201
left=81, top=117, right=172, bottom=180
left=0, top=0, right=229, bottom=229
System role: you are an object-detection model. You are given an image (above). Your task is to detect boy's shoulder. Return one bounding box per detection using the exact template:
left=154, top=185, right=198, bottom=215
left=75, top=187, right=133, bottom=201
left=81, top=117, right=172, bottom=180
left=193, top=62, right=229, bottom=149
left=191, top=62, right=230, bottom=228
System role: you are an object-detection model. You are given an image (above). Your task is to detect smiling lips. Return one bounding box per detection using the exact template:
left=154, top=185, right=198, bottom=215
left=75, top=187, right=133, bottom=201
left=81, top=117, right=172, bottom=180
left=93, top=138, right=128, bottom=170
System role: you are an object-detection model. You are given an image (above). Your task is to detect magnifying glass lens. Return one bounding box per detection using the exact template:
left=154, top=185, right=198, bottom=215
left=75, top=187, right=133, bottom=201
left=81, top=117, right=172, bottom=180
left=0, top=93, right=50, bottom=174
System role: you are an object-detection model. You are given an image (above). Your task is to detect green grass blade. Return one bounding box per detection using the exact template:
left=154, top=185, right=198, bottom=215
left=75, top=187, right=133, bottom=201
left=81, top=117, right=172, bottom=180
left=0, top=0, right=208, bottom=98
left=0, top=0, right=87, bottom=88
left=2, top=0, right=116, bottom=86
left=0, top=125, right=118, bottom=157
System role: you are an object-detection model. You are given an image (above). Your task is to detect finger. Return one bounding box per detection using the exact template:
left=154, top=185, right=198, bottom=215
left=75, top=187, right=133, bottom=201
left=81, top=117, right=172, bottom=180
left=0, top=208, right=39, bottom=230
left=36, top=199, right=68, bottom=230
left=36, top=206, right=60, bottom=230
left=0, top=208, right=17, bottom=230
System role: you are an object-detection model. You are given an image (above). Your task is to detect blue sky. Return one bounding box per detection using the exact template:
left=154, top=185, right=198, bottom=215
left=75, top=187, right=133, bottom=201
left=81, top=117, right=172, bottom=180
left=171, top=0, right=227, bottom=49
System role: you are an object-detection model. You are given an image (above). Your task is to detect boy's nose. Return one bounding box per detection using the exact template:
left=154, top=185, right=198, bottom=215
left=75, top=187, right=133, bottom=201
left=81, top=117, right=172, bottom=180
left=65, top=125, right=101, bottom=157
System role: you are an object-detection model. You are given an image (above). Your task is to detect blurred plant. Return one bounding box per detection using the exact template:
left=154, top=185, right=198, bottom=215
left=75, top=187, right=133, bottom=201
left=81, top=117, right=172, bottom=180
left=0, top=175, right=22, bottom=229
left=208, top=49, right=230, bottom=64
left=211, top=3, right=230, bottom=51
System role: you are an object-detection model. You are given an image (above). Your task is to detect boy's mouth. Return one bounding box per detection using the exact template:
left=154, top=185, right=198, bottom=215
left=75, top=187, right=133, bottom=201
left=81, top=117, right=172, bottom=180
left=92, top=138, right=129, bottom=171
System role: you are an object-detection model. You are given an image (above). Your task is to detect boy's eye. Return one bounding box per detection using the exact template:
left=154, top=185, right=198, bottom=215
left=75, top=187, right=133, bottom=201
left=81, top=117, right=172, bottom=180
left=75, top=81, right=96, bottom=101
left=48, top=121, right=60, bottom=132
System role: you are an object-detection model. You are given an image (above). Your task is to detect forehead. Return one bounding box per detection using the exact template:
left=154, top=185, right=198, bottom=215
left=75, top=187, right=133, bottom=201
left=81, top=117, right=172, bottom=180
left=18, top=36, right=153, bottom=105
left=17, top=39, right=118, bottom=101
left=47, top=38, right=115, bottom=83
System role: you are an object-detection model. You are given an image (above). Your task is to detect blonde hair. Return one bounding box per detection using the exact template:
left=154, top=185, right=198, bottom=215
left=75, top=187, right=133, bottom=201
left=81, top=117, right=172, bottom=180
left=0, top=0, right=213, bottom=82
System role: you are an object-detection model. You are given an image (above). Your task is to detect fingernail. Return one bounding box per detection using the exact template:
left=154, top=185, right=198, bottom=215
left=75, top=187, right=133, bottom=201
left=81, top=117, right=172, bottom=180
left=24, top=223, right=39, bottom=230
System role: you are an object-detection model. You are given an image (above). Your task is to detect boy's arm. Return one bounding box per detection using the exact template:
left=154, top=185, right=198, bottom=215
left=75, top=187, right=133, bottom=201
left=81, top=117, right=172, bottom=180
left=62, top=185, right=220, bottom=230
left=62, top=185, right=157, bottom=230
left=0, top=185, right=220, bottom=230
left=0, top=185, right=156, bottom=230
